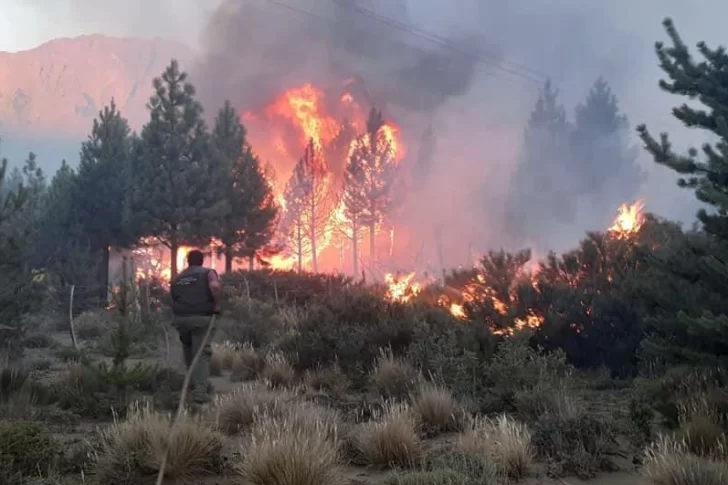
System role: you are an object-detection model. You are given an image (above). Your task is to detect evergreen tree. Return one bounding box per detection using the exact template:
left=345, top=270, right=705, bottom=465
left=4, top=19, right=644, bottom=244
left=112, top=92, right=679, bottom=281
left=343, top=147, right=367, bottom=276
left=344, top=108, right=398, bottom=272
left=571, top=77, right=643, bottom=207
left=283, top=161, right=309, bottom=273
left=211, top=101, right=278, bottom=272
left=636, top=18, right=728, bottom=366
left=507, top=80, right=573, bottom=245
left=129, top=59, right=220, bottom=278
left=74, top=100, right=133, bottom=295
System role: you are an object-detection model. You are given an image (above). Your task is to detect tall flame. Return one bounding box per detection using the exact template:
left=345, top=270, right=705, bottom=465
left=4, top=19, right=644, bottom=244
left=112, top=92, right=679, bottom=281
left=608, top=200, right=645, bottom=239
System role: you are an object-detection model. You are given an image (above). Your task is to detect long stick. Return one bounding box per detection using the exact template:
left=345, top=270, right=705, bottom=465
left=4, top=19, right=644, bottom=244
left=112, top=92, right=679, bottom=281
left=69, top=285, right=78, bottom=350
left=154, top=314, right=217, bottom=485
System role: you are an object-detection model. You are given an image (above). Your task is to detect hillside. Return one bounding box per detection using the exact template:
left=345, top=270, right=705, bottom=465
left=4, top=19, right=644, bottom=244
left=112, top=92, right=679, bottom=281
left=0, top=34, right=195, bottom=138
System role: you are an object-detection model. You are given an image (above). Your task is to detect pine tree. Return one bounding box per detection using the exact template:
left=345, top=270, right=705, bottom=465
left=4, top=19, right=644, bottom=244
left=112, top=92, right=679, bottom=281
left=129, top=59, right=219, bottom=278
left=507, top=80, right=573, bottom=245
left=283, top=140, right=332, bottom=273
left=283, top=161, right=309, bottom=273
left=344, top=108, right=398, bottom=273
left=571, top=77, right=643, bottom=207
left=73, top=100, right=133, bottom=295
left=211, top=101, right=278, bottom=272
left=343, top=147, right=367, bottom=276
left=636, top=18, right=728, bottom=367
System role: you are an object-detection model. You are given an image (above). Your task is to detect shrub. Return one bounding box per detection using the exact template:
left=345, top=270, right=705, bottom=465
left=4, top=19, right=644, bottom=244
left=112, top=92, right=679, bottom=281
left=388, top=452, right=497, bottom=485
left=0, top=421, right=62, bottom=485
left=0, top=365, right=57, bottom=419
left=21, top=332, right=56, bottom=349
left=218, top=298, right=283, bottom=348
left=277, top=287, right=417, bottom=376
left=370, top=347, right=420, bottom=398
left=74, top=310, right=115, bottom=340
left=355, top=401, right=422, bottom=468
left=513, top=383, right=577, bottom=423
left=231, top=343, right=266, bottom=381
left=223, top=269, right=353, bottom=306
left=411, top=382, right=462, bottom=435
left=213, top=383, right=296, bottom=435
left=531, top=412, right=617, bottom=479
left=458, top=414, right=532, bottom=480
left=644, top=436, right=728, bottom=485
left=262, top=352, right=296, bottom=389
left=93, top=403, right=224, bottom=485
left=304, top=363, right=350, bottom=397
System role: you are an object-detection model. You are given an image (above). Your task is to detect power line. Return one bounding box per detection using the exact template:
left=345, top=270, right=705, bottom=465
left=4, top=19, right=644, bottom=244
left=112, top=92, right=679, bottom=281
left=259, top=0, right=544, bottom=87
left=328, top=0, right=546, bottom=84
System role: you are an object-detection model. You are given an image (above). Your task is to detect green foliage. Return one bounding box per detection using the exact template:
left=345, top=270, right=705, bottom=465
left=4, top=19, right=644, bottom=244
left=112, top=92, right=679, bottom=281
left=128, top=59, right=222, bottom=278
left=222, top=269, right=353, bottom=306
left=218, top=297, right=282, bottom=348
left=0, top=421, right=61, bottom=485
left=211, top=101, right=278, bottom=272
left=531, top=413, right=617, bottom=479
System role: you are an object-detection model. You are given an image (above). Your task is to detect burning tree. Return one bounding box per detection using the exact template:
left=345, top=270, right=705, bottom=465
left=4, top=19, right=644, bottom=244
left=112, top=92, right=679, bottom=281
left=343, top=108, right=398, bottom=275
left=283, top=140, right=334, bottom=272
left=129, top=59, right=222, bottom=279
left=211, top=101, right=278, bottom=272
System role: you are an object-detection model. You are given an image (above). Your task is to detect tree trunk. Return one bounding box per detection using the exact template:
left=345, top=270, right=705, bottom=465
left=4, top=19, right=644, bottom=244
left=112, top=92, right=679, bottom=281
left=310, top=217, right=318, bottom=273
left=248, top=256, right=255, bottom=271
left=100, top=246, right=110, bottom=304
left=170, top=238, right=179, bottom=280
left=297, top=223, right=303, bottom=273
left=369, top=222, right=376, bottom=273
left=225, top=245, right=233, bottom=273
left=352, top=221, right=358, bottom=277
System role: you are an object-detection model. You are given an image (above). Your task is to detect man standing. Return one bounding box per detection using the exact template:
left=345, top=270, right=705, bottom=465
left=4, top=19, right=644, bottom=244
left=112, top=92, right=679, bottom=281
left=170, top=249, right=222, bottom=403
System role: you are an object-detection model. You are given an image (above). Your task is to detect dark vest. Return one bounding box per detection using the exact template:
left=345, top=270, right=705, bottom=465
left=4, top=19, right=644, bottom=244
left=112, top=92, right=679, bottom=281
left=171, top=266, right=215, bottom=316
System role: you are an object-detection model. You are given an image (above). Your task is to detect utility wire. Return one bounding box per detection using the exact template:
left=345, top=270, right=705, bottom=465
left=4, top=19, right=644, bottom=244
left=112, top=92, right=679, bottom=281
left=260, top=0, right=544, bottom=87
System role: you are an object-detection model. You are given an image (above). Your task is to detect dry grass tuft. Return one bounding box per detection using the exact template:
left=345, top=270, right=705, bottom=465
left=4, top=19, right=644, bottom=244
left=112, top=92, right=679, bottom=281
left=211, top=341, right=239, bottom=376
left=677, top=397, right=727, bottom=458
left=458, top=414, right=532, bottom=480
left=213, top=383, right=296, bottom=435
left=355, top=401, right=422, bottom=468
left=370, top=347, right=420, bottom=398
left=304, top=363, right=350, bottom=397
left=644, top=436, right=728, bottom=485
left=93, top=402, right=223, bottom=485
left=231, top=343, right=266, bottom=381
left=235, top=403, right=341, bottom=485
left=262, top=352, right=296, bottom=388
left=411, top=382, right=462, bottom=435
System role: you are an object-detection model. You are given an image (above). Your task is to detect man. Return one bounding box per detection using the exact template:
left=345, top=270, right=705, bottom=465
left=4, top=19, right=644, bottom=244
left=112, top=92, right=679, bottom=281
left=170, top=249, right=222, bottom=403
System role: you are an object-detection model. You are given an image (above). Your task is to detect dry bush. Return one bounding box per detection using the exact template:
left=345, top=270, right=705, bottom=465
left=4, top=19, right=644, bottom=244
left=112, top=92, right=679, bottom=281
left=93, top=403, right=223, bottom=485
left=213, top=383, right=296, bottom=435
left=74, top=310, right=116, bottom=340
left=304, top=363, right=350, bottom=397
left=211, top=341, right=239, bottom=376
left=458, top=414, right=532, bottom=480
left=370, top=347, right=420, bottom=398
left=262, top=352, right=296, bottom=388
left=644, top=436, right=728, bottom=485
left=231, top=343, right=266, bottom=382
left=677, top=397, right=727, bottom=457
left=514, top=383, right=577, bottom=422
left=411, top=382, right=463, bottom=435
left=234, top=404, right=341, bottom=485
left=387, top=452, right=497, bottom=485
left=355, top=401, right=422, bottom=468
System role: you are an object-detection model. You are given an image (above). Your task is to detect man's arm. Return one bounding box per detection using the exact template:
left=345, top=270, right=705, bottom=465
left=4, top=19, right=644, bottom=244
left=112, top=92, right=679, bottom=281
left=208, top=270, right=222, bottom=313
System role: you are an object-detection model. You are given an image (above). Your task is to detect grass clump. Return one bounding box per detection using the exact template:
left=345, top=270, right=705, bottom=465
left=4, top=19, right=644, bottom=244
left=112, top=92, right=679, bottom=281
left=677, top=397, right=727, bottom=457
left=262, top=352, right=296, bottom=389
left=231, top=343, right=266, bottom=381
left=355, top=401, right=422, bottom=468
left=213, top=383, right=296, bottom=435
left=210, top=340, right=239, bottom=376
left=458, top=414, right=532, bottom=480
left=0, top=421, right=62, bottom=485
left=411, top=382, right=463, bottom=435
left=234, top=404, right=341, bottom=485
left=644, top=436, right=728, bottom=485
left=304, top=363, right=350, bottom=397
left=370, top=347, right=420, bottom=399
left=93, top=403, right=224, bottom=485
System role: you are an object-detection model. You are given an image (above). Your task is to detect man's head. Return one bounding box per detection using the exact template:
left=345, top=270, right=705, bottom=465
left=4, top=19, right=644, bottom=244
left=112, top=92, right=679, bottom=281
left=187, top=250, right=204, bottom=267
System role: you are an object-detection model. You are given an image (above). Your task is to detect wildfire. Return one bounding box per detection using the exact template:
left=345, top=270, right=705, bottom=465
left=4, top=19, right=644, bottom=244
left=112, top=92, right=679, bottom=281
left=266, top=83, right=339, bottom=149
left=384, top=272, right=422, bottom=303
left=608, top=200, right=645, bottom=239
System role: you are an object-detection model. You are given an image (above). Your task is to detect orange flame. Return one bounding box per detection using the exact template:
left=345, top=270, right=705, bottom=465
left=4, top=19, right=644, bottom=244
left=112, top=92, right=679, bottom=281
left=608, top=200, right=645, bottom=239
left=265, top=83, right=339, bottom=149
left=384, top=272, right=422, bottom=303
